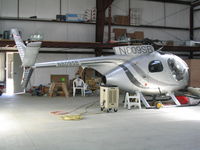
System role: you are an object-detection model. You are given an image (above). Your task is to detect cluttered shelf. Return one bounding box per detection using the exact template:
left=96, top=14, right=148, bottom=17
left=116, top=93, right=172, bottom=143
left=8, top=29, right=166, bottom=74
left=0, top=17, right=95, bottom=25
left=1, top=39, right=200, bottom=53
left=0, top=39, right=128, bottom=49
left=111, top=23, right=189, bottom=31
left=0, top=16, right=189, bottom=31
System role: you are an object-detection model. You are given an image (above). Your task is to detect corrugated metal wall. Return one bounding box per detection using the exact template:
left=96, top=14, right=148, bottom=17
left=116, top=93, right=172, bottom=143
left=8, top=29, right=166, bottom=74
left=194, top=5, right=200, bottom=40
left=0, top=0, right=193, bottom=42
left=109, top=0, right=190, bottom=44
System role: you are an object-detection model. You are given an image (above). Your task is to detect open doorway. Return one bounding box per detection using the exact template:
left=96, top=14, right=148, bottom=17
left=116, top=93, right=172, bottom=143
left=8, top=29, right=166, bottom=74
left=0, top=53, right=6, bottom=95
left=6, top=52, right=24, bottom=95
left=6, top=53, right=14, bottom=94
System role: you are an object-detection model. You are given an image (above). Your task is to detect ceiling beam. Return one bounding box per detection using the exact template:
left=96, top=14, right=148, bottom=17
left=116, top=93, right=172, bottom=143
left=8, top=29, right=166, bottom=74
left=0, top=40, right=128, bottom=49
left=145, top=0, right=191, bottom=5
left=95, top=0, right=114, bottom=56
left=190, top=6, right=194, bottom=40
left=191, top=0, right=200, bottom=7
left=1, top=40, right=200, bottom=53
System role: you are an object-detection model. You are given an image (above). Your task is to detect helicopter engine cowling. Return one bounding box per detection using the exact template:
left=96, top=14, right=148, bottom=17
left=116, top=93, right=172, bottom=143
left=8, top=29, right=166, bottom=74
left=102, top=66, right=139, bottom=92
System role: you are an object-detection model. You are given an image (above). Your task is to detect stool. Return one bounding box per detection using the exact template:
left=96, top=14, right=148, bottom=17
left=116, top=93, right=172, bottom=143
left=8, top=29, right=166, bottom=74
left=124, top=91, right=141, bottom=109
left=49, top=82, right=69, bottom=98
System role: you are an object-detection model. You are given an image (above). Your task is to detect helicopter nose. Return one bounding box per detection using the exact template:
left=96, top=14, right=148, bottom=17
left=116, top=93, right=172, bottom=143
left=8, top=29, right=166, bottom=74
left=183, top=65, right=189, bottom=80
left=168, top=56, right=189, bottom=82
left=176, top=58, right=189, bottom=83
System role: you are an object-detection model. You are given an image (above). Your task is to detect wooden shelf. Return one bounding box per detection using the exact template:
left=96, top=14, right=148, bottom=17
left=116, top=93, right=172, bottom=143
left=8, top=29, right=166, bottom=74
left=111, top=23, right=189, bottom=31
left=1, top=39, right=200, bottom=51
left=194, top=27, right=200, bottom=30
left=1, top=39, right=200, bottom=58
left=0, top=17, right=189, bottom=31
left=0, top=40, right=127, bottom=49
left=0, top=17, right=95, bottom=25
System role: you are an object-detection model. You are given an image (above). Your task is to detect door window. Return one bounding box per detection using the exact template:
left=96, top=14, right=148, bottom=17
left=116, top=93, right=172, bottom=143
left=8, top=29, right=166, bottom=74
left=149, top=60, right=163, bottom=73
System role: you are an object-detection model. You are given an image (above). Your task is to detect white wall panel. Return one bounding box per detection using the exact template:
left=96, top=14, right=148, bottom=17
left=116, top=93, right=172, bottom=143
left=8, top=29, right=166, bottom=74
left=0, top=0, right=2, bottom=34
left=66, top=24, right=95, bottom=42
left=112, top=0, right=164, bottom=26
left=34, top=22, right=95, bottom=42
left=112, top=0, right=190, bottom=27
left=194, top=30, right=200, bottom=41
left=30, top=53, right=94, bottom=86
left=35, top=0, right=59, bottom=19
left=62, top=0, right=95, bottom=14
left=19, top=0, right=36, bottom=18
left=133, top=1, right=164, bottom=26
left=194, top=11, right=200, bottom=28
left=34, top=22, right=68, bottom=41
left=1, top=20, right=37, bottom=40
left=0, top=0, right=18, bottom=17
left=109, top=26, right=189, bottom=44
left=112, top=0, right=129, bottom=16
left=192, top=6, right=200, bottom=41
left=0, top=0, right=2, bottom=16
left=165, top=4, right=189, bottom=28
left=0, top=26, right=1, bottom=35
left=0, top=20, right=95, bottom=42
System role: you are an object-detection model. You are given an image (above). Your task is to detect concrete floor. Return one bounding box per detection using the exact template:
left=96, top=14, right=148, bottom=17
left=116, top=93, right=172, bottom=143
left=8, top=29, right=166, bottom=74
left=0, top=94, right=200, bottom=150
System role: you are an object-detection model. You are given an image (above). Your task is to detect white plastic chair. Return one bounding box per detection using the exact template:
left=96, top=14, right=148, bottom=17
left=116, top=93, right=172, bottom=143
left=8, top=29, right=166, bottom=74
left=73, top=78, right=86, bottom=96
left=124, top=91, right=141, bottom=109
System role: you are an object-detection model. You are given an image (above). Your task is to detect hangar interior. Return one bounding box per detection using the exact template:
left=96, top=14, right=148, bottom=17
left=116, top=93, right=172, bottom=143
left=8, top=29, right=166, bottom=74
left=0, top=0, right=200, bottom=150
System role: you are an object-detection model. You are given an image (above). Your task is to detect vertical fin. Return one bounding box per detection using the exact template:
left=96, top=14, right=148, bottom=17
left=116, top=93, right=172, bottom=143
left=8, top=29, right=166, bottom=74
left=11, top=28, right=42, bottom=88
left=11, top=28, right=41, bottom=67
left=11, top=29, right=26, bottom=61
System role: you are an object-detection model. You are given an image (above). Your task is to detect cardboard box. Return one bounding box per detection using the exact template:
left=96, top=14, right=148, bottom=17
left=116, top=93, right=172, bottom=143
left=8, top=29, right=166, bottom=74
left=56, top=15, right=66, bottom=21
left=50, top=75, right=69, bottom=87
left=130, top=8, right=142, bottom=25
left=76, top=66, right=84, bottom=78
left=189, top=59, right=200, bottom=87
left=113, top=15, right=129, bottom=25
left=66, top=13, right=84, bottom=22
left=127, top=31, right=144, bottom=39
left=166, top=41, right=174, bottom=46
left=184, top=59, right=200, bottom=87
left=84, top=68, right=95, bottom=80
left=43, top=86, right=49, bottom=94
left=105, top=17, right=113, bottom=24
left=86, top=77, right=101, bottom=91
left=113, top=28, right=127, bottom=40
left=127, top=33, right=135, bottom=39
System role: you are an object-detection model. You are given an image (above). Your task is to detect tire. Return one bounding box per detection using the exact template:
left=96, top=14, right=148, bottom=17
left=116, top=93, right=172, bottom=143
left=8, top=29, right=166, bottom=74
left=114, top=108, right=118, bottom=112
left=154, top=101, right=163, bottom=109
left=101, top=107, right=104, bottom=111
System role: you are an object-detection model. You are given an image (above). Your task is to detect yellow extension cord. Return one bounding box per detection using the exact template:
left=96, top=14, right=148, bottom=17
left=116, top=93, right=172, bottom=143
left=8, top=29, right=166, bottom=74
left=59, top=111, right=104, bottom=121
left=60, top=114, right=84, bottom=121
left=58, top=100, right=102, bottom=121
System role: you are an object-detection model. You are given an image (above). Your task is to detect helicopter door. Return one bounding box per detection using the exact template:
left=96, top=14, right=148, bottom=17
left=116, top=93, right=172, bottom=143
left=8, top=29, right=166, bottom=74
left=148, top=60, right=164, bottom=93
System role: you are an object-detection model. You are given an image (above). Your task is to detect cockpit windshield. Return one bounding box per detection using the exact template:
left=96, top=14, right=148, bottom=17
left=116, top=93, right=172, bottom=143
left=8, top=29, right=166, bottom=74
left=167, top=58, right=185, bottom=81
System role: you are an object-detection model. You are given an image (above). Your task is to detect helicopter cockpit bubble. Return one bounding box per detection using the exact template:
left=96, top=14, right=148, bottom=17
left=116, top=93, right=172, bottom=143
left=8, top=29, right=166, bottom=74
left=167, top=58, right=186, bottom=81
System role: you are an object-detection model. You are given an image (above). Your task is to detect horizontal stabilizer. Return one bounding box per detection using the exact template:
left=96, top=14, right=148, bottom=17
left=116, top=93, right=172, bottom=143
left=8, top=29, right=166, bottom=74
left=23, top=42, right=41, bottom=67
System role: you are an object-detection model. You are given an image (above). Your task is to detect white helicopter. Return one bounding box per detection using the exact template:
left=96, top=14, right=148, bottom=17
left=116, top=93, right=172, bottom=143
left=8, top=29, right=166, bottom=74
left=11, top=29, right=189, bottom=108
